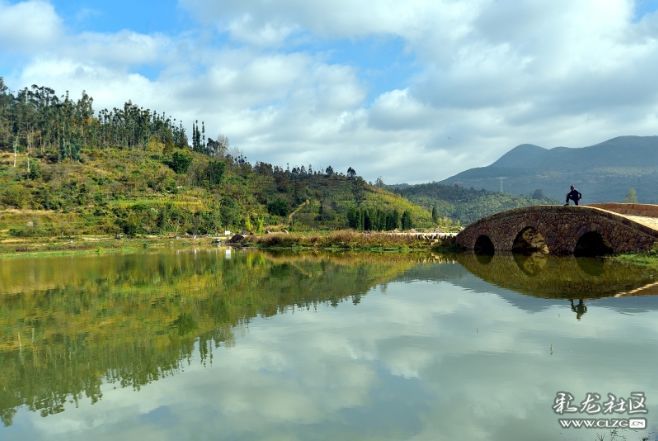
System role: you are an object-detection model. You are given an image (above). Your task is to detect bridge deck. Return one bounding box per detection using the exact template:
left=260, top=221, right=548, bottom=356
left=622, top=215, right=658, bottom=231
left=587, top=204, right=658, bottom=232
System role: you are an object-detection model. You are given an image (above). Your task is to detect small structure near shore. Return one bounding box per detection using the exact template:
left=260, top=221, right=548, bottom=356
left=227, top=233, right=247, bottom=245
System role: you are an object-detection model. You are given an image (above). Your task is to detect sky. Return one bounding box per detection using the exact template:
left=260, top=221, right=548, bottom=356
left=1, top=0, right=658, bottom=183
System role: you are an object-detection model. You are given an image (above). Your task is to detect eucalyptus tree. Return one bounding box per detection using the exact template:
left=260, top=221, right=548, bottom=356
left=0, top=78, right=190, bottom=160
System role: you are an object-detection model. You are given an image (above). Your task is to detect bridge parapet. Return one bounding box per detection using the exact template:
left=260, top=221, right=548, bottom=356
left=456, top=205, right=658, bottom=255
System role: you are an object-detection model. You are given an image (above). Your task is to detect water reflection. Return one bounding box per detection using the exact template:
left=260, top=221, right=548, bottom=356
left=570, top=299, right=588, bottom=320
left=513, top=252, right=548, bottom=276
left=0, top=250, right=416, bottom=427
left=457, top=252, right=658, bottom=299
left=0, top=250, right=657, bottom=441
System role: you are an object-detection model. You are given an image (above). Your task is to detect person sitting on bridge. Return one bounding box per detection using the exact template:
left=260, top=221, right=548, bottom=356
left=564, top=185, right=582, bottom=206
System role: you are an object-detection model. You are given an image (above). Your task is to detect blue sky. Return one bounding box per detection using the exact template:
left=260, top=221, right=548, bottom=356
left=636, top=0, right=658, bottom=17
left=50, top=0, right=190, bottom=34
left=2, top=0, right=658, bottom=183
left=47, top=0, right=421, bottom=100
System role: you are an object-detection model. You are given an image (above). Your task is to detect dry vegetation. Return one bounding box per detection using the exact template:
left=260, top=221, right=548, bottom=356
left=244, top=230, right=455, bottom=251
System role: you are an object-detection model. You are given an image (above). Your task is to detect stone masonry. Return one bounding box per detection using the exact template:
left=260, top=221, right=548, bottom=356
left=456, top=204, right=658, bottom=255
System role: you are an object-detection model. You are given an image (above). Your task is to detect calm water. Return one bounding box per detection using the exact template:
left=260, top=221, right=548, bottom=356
left=1, top=249, right=658, bottom=441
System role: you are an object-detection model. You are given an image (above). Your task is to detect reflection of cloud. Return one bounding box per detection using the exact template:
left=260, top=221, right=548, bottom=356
left=9, top=266, right=658, bottom=440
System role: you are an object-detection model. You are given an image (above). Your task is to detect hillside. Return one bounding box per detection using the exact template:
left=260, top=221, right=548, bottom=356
left=0, top=148, right=439, bottom=239
left=441, top=136, right=658, bottom=203
left=0, top=81, right=439, bottom=239
left=389, top=182, right=557, bottom=225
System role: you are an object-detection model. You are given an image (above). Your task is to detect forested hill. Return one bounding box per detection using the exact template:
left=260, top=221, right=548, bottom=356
left=388, top=182, right=557, bottom=225
left=440, top=136, right=658, bottom=203
left=0, top=79, right=438, bottom=238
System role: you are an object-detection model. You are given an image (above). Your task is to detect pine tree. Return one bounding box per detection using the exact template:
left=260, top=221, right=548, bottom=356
left=201, top=121, right=206, bottom=153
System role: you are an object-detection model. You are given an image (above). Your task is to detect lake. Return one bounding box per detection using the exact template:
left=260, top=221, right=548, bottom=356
left=1, top=249, right=657, bottom=441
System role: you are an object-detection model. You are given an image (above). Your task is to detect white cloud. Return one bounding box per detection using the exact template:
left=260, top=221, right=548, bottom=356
left=4, top=0, right=658, bottom=182
left=0, top=0, right=62, bottom=52
left=225, top=15, right=299, bottom=47
left=180, top=0, right=449, bottom=39
left=71, top=31, right=172, bottom=67
left=161, top=0, right=658, bottom=179
left=18, top=58, right=158, bottom=109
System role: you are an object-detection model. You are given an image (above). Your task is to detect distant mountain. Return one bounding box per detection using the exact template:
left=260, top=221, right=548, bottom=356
left=388, top=182, right=556, bottom=225
left=441, top=136, right=658, bottom=203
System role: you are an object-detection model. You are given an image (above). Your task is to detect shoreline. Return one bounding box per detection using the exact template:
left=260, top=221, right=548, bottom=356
left=0, top=236, right=214, bottom=259
left=2, top=232, right=657, bottom=268
left=0, top=231, right=458, bottom=259
left=241, top=230, right=458, bottom=253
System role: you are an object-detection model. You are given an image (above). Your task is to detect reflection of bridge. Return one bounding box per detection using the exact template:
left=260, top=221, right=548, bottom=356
left=456, top=253, right=658, bottom=300
left=456, top=203, right=658, bottom=256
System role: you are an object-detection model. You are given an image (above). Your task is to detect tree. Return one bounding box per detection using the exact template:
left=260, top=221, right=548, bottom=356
left=0, top=78, right=190, bottom=157
left=401, top=210, right=413, bottom=230
left=205, top=160, right=225, bottom=185
left=267, top=199, right=289, bottom=216
left=167, top=150, right=193, bottom=174
left=352, top=179, right=365, bottom=206
left=363, top=209, right=373, bottom=231
left=220, top=197, right=241, bottom=227
left=192, top=120, right=203, bottom=152
left=391, top=209, right=401, bottom=230
left=375, top=177, right=385, bottom=188
left=256, top=217, right=264, bottom=234
left=346, top=167, right=356, bottom=179
left=531, top=189, right=545, bottom=199
left=431, top=205, right=439, bottom=223
left=325, top=165, right=334, bottom=176
left=347, top=207, right=358, bottom=229
left=376, top=209, right=386, bottom=231
left=207, top=134, right=229, bottom=157
left=625, top=187, right=638, bottom=203
left=244, top=215, right=253, bottom=232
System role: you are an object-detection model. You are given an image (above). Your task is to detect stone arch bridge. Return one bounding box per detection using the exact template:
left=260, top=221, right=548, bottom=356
left=456, top=203, right=658, bottom=256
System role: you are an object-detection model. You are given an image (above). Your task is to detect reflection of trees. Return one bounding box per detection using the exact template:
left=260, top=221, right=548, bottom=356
left=0, top=251, right=415, bottom=426
left=457, top=253, right=658, bottom=299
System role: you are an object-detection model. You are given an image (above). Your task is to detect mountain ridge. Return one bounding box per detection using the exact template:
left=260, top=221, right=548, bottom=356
left=441, top=135, right=658, bottom=202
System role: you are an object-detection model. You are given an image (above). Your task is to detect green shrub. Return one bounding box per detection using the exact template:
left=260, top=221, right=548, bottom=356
left=165, top=151, right=193, bottom=174
left=267, top=198, right=289, bottom=216
left=206, top=160, right=226, bottom=185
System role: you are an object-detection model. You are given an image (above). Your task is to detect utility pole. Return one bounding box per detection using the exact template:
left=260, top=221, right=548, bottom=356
left=497, top=177, right=507, bottom=193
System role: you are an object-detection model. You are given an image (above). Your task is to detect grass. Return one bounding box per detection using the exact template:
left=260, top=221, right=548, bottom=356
left=244, top=230, right=455, bottom=252
left=613, top=250, right=658, bottom=268
left=0, top=229, right=458, bottom=258
left=0, top=236, right=216, bottom=259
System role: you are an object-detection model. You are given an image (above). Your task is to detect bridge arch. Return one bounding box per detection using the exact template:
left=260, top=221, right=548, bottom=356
left=512, top=226, right=549, bottom=254
left=574, top=231, right=613, bottom=257
left=474, top=235, right=495, bottom=255
left=456, top=205, right=658, bottom=255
